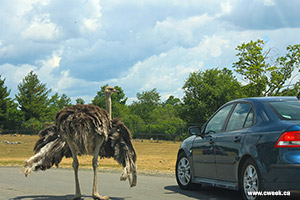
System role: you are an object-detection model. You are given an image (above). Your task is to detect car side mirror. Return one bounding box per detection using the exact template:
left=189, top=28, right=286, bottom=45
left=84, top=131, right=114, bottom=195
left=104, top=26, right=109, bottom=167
left=188, top=126, right=201, bottom=135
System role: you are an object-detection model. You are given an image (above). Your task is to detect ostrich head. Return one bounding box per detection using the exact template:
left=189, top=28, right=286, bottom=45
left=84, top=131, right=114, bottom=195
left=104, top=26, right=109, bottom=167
left=104, top=86, right=119, bottom=120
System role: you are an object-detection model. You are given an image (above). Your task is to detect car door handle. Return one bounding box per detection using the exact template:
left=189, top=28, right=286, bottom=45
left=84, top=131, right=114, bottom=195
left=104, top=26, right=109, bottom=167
left=204, top=135, right=215, bottom=144
left=234, top=136, right=241, bottom=143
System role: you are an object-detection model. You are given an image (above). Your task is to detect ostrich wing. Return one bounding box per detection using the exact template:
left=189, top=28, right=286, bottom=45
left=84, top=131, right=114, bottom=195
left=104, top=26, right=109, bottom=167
left=100, top=118, right=137, bottom=187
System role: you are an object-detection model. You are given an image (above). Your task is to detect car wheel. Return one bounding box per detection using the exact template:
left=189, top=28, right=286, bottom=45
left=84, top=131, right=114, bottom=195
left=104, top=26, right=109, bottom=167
left=176, top=151, right=197, bottom=190
left=240, top=158, right=263, bottom=200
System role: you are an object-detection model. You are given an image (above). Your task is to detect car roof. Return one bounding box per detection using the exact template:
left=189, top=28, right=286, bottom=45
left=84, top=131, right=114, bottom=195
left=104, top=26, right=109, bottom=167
left=232, top=96, right=299, bottom=103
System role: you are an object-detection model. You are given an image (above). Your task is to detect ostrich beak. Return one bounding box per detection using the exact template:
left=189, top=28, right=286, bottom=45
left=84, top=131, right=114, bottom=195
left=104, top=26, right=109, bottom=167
left=113, top=89, right=119, bottom=93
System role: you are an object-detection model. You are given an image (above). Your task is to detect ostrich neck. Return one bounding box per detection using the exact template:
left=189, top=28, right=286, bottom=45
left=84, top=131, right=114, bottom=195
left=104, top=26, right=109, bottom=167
left=105, top=93, right=112, bottom=120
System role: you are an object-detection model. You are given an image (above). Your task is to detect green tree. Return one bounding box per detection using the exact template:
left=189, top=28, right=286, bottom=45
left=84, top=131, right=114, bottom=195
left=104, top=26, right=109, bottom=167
left=233, top=39, right=270, bottom=96
left=0, top=75, right=12, bottom=131
left=181, top=68, right=243, bottom=124
left=163, top=95, right=182, bottom=117
left=48, top=93, right=72, bottom=120
left=233, top=39, right=300, bottom=96
left=122, top=114, right=146, bottom=137
left=278, top=81, right=300, bottom=96
left=148, top=104, right=186, bottom=140
left=163, top=95, right=181, bottom=107
left=113, top=102, right=130, bottom=119
left=268, top=44, right=300, bottom=95
left=5, top=101, right=24, bottom=132
left=49, top=93, right=72, bottom=109
left=0, top=76, right=11, bottom=123
left=15, top=71, right=51, bottom=122
left=76, top=98, right=85, bottom=105
left=58, top=94, right=72, bottom=108
left=129, top=88, right=161, bottom=122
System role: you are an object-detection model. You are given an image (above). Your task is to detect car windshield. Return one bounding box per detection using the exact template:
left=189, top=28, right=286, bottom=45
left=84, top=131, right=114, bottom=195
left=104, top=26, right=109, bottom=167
left=267, top=100, right=300, bottom=120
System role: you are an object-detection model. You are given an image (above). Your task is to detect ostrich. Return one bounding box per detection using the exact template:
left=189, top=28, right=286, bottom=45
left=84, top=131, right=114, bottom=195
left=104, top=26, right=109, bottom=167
left=23, top=86, right=137, bottom=200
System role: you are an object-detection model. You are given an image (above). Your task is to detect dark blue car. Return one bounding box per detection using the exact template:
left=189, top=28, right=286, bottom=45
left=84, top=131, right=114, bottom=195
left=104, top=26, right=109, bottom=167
left=175, top=97, right=300, bottom=200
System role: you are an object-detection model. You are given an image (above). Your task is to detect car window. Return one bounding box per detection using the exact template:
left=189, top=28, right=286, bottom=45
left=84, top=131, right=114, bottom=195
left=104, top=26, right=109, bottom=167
left=244, top=108, right=253, bottom=128
left=267, top=100, right=300, bottom=120
left=226, top=103, right=252, bottom=131
left=204, top=104, right=234, bottom=134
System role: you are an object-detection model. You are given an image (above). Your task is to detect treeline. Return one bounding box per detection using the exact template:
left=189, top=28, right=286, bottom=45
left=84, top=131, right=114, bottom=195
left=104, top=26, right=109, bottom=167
left=1, top=39, right=300, bottom=139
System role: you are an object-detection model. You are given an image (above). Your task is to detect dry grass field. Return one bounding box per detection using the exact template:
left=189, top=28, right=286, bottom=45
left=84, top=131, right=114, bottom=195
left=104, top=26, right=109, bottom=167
left=0, top=134, right=181, bottom=175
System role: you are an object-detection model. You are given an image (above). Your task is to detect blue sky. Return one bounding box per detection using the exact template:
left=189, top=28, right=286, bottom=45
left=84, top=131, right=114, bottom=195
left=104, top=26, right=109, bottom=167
left=1, top=0, right=300, bottom=104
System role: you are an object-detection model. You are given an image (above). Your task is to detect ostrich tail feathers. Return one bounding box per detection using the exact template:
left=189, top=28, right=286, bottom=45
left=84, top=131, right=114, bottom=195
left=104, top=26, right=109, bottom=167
left=23, top=125, right=71, bottom=177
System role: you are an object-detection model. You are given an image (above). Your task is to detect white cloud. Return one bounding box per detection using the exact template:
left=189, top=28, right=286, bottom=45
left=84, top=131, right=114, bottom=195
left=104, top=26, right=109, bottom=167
left=56, top=70, right=77, bottom=91
left=153, top=14, right=214, bottom=48
left=22, top=14, right=61, bottom=42
left=264, top=0, right=276, bottom=7
left=79, top=0, right=102, bottom=33
left=83, top=18, right=100, bottom=32
left=35, top=50, right=62, bottom=86
left=0, top=41, right=15, bottom=59
left=217, top=1, right=233, bottom=17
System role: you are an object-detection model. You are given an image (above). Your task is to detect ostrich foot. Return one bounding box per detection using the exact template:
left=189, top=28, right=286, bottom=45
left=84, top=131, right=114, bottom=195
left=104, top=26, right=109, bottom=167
left=93, top=194, right=110, bottom=200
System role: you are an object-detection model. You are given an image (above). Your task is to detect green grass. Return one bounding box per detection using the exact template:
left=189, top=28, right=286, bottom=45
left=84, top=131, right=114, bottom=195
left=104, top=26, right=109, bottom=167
left=0, top=134, right=181, bottom=174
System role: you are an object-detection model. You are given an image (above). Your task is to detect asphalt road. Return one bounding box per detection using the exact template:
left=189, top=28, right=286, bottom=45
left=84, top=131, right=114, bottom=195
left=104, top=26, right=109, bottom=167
left=1, top=167, right=299, bottom=200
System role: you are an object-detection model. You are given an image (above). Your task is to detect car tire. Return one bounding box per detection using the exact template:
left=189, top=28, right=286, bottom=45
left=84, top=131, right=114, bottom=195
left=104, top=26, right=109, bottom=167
left=176, top=151, right=198, bottom=190
left=240, top=158, right=264, bottom=200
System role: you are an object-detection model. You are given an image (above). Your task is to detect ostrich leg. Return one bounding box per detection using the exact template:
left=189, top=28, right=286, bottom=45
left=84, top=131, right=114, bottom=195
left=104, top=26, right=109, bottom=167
left=67, top=140, right=82, bottom=200
left=92, top=136, right=109, bottom=200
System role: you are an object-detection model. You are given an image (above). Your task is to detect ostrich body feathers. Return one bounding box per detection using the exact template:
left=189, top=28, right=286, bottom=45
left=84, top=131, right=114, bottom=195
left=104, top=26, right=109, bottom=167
left=56, top=104, right=111, bottom=155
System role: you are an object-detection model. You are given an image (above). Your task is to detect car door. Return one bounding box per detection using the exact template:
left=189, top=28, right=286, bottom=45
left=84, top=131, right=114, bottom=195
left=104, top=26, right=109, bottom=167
left=214, top=102, right=254, bottom=181
left=192, top=103, right=234, bottom=179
